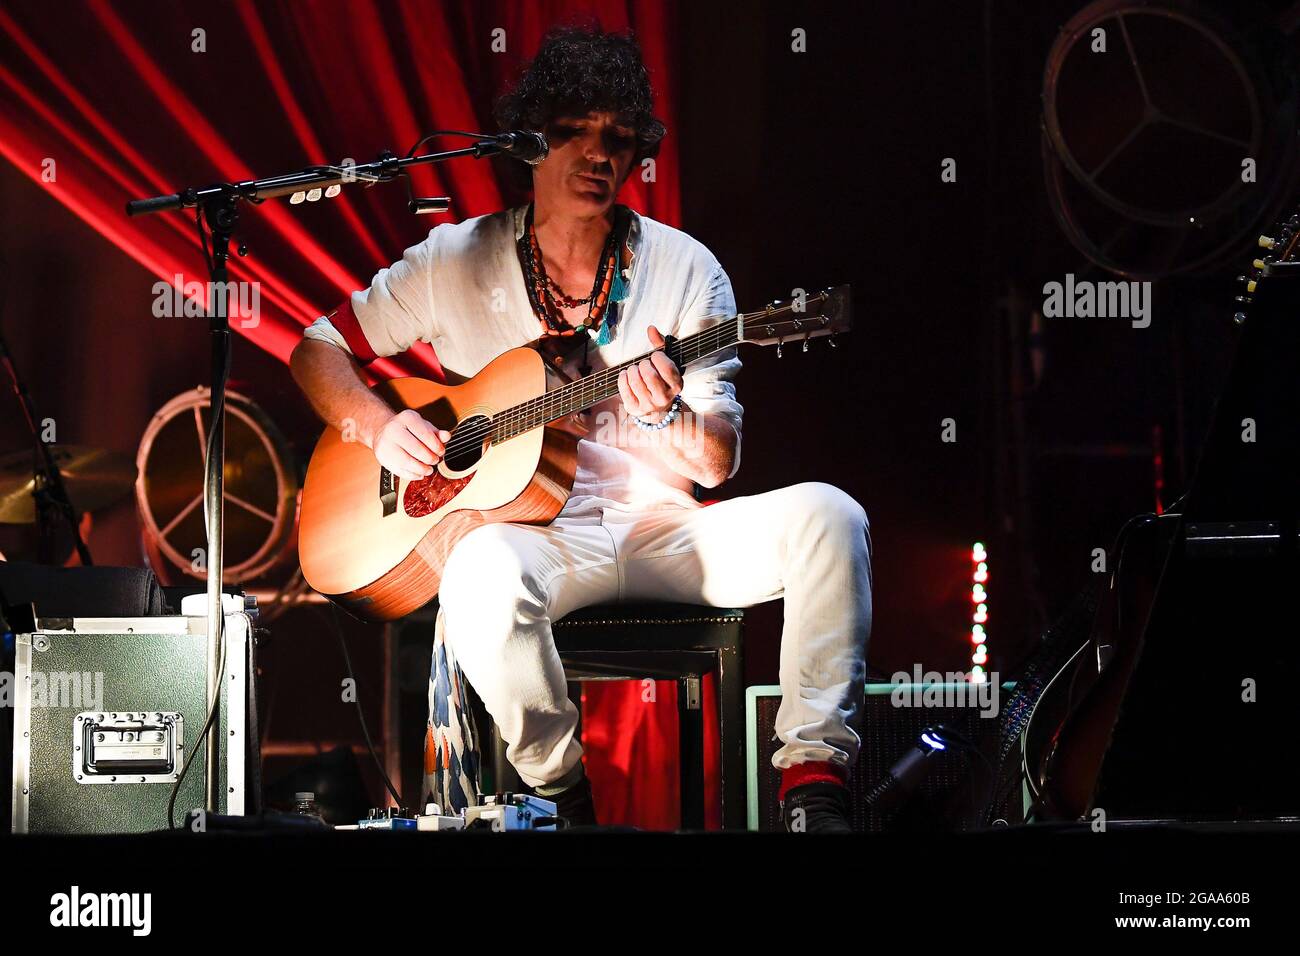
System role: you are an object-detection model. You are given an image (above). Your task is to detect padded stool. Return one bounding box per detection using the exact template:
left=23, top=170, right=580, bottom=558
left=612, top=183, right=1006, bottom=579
left=484, top=601, right=746, bottom=829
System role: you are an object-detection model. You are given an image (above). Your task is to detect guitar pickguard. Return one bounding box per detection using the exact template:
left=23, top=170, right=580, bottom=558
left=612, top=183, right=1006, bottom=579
left=401, top=468, right=474, bottom=518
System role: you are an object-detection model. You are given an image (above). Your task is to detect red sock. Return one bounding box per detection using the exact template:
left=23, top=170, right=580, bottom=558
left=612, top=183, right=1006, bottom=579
left=778, top=760, right=849, bottom=802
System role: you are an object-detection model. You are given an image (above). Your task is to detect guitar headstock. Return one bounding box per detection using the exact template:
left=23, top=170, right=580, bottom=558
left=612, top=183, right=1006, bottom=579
left=739, top=286, right=852, bottom=354
left=1235, top=217, right=1300, bottom=325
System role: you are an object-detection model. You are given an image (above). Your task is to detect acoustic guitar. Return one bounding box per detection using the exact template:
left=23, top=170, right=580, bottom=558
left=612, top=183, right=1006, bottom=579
left=298, top=286, right=852, bottom=621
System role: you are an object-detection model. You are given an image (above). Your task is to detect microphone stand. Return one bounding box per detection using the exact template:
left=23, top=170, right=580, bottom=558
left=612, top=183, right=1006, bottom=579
left=126, top=136, right=521, bottom=813
left=124, top=137, right=524, bottom=217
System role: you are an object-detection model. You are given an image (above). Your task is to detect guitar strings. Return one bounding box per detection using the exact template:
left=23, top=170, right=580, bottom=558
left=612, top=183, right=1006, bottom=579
left=433, top=319, right=737, bottom=460
left=487, top=303, right=779, bottom=439
left=422, top=321, right=729, bottom=460
left=492, top=296, right=824, bottom=442
left=427, top=296, right=825, bottom=464
left=494, top=319, right=735, bottom=436
left=436, top=301, right=814, bottom=461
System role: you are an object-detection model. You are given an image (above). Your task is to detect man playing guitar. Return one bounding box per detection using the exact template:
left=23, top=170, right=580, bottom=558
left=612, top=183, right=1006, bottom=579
left=290, top=25, right=871, bottom=832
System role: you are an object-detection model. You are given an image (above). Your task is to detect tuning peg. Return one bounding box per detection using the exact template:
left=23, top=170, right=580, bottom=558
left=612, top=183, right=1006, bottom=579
left=802, top=336, right=810, bottom=352
left=828, top=332, right=838, bottom=348
left=776, top=340, right=784, bottom=358
left=1233, top=311, right=1248, bottom=325
left=1259, top=235, right=1278, bottom=249
left=1253, top=258, right=1268, bottom=270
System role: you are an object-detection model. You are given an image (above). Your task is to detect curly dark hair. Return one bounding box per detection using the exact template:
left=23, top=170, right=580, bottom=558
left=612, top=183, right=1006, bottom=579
left=494, top=24, right=666, bottom=186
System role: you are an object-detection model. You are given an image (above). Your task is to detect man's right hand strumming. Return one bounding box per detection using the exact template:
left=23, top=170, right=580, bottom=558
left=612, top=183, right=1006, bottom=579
left=289, top=337, right=450, bottom=482
left=371, top=409, right=451, bottom=482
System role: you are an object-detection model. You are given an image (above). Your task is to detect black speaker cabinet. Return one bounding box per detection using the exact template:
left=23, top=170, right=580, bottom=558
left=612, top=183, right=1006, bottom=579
left=746, top=682, right=1023, bottom=831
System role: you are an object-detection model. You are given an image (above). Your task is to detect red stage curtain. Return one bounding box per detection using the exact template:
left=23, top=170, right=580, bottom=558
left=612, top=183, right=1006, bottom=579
left=0, top=0, right=716, bottom=829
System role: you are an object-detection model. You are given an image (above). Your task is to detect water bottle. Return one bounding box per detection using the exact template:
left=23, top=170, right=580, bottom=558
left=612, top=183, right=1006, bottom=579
left=293, top=791, right=326, bottom=825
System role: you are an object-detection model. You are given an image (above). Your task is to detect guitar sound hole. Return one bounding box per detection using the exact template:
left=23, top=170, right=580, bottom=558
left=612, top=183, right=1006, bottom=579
left=401, top=415, right=488, bottom=518
left=442, top=414, right=489, bottom=472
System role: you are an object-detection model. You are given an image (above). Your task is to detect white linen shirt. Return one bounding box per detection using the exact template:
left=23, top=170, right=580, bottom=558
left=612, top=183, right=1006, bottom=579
left=303, top=205, right=743, bottom=518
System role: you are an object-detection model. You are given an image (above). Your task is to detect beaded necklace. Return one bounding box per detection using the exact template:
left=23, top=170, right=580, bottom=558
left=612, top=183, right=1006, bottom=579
left=517, top=203, right=632, bottom=377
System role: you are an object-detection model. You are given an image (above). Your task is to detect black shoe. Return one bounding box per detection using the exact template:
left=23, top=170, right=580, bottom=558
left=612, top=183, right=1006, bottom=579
left=533, top=771, right=598, bottom=828
left=781, top=782, right=853, bottom=833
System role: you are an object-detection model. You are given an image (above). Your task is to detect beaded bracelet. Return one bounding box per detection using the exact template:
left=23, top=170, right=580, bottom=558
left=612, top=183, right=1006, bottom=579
left=632, top=394, right=684, bottom=432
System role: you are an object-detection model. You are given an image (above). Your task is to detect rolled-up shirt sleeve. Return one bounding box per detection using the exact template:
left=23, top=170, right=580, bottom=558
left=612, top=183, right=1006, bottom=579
left=303, top=237, right=436, bottom=363
left=676, top=261, right=744, bottom=480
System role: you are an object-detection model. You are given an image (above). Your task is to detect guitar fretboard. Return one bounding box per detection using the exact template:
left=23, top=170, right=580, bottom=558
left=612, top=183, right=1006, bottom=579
left=488, top=316, right=742, bottom=442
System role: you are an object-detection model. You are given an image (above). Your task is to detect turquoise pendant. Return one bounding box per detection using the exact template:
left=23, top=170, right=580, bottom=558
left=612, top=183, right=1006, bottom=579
left=596, top=266, right=630, bottom=346
left=609, top=263, right=630, bottom=304
left=595, top=312, right=615, bottom=346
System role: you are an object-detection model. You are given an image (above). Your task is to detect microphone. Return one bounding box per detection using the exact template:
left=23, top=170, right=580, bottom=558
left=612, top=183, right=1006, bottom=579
left=494, top=131, right=549, bottom=165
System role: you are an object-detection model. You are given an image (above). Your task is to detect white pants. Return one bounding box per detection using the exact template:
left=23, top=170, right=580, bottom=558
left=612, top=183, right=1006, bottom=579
left=437, top=481, right=872, bottom=788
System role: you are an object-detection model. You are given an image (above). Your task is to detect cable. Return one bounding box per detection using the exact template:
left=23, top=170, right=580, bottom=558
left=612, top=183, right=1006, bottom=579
left=395, top=130, right=499, bottom=213
left=980, top=580, right=1103, bottom=827
left=980, top=510, right=1165, bottom=827
left=200, top=316, right=230, bottom=534
left=319, top=604, right=403, bottom=809
left=933, top=724, right=999, bottom=829
left=1111, top=512, right=1158, bottom=638
left=193, top=205, right=214, bottom=274
left=167, top=610, right=227, bottom=830
left=404, top=130, right=497, bottom=159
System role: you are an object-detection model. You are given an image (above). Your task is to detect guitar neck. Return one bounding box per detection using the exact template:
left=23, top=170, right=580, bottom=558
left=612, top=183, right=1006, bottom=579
left=487, top=286, right=850, bottom=442
left=491, top=318, right=741, bottom=442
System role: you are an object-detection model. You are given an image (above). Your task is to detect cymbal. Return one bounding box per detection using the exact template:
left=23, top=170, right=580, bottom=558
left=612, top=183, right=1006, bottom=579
left=0, top=445, right=137, bottom=524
